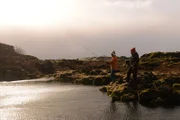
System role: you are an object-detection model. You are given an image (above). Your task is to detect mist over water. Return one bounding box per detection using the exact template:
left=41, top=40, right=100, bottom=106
left=1, top=26, right=180, bottom=59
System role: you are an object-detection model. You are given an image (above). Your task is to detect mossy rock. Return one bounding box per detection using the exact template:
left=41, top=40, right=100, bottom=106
left=99, top=86, right=108, bottom=92
left=102, top=76, right=111, bottom=85
left=54, top=76, right=73, bottom=83
left=163, top=76, right=180, bottom=86
left=138, top=72, right=157, bottom=88
left=153, top=80, right=165, bottom=88
left=116, top=83, right=133, bottom=94
left=162, top=90, right=180, bottom=105
left=89, top=70, right=98, bottom=75
left=110, top=91, right=121, bottom=101
left=139, top=89, right=162, bottom=104
left=81, top=77, right=93, bottom=85
left=152, top=97, right=165, bottom=106
left=173, top=83, right=180, bottom=90
left=121, top=93, right=137, bottom=102
left=107, top=90, right=113, bottom=96
left=93, top=77, right=103, bottom=86
left=60, top=73, right=72, bottom=78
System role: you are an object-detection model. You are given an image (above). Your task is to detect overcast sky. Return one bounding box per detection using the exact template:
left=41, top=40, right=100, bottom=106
left=0, top=0, right=180, bottom=59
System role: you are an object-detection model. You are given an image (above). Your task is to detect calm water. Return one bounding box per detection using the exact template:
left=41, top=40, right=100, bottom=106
left=0, top=78, right=179, bottom=120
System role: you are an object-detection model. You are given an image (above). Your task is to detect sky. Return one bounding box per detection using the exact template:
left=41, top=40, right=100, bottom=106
left=0, top=0, right=180, bottom=59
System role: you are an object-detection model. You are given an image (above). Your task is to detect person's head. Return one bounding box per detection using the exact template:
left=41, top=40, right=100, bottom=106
left=131, top=48, right=136, bottom=54
left=111, top=51, right=116, bottom=57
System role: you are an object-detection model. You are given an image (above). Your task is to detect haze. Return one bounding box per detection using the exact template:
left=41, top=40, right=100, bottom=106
left=0, top=0, right=180, bottom=59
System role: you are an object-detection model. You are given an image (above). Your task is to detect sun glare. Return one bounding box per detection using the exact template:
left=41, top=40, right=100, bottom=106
left=0, top=0, right=76, bottom=27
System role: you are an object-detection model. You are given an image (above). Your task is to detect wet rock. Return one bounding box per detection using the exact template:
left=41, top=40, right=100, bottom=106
left=101, top=83, right=138, bottom=102
left=99, top=86, right=108, bottom=92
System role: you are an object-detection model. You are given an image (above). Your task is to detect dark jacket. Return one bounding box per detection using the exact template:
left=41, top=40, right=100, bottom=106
left=130, top=52, right=139, bottom=68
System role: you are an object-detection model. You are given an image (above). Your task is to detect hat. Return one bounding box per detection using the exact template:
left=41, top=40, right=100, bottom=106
left=131, top=48, right=136, bottom=53
left=111, top=51, right=116, bottom=55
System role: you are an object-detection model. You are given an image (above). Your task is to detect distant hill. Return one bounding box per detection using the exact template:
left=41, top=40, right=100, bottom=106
left=0, top=42, right=17, bottom=56
left=0, top=42, right=42, bottom=81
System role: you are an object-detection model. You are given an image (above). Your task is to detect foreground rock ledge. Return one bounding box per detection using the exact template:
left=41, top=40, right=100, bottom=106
left=100, top=73, right=180, bottom=107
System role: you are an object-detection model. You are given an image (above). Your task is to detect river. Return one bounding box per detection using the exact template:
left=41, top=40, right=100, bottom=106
left=0, top=78, right=179, bottom=120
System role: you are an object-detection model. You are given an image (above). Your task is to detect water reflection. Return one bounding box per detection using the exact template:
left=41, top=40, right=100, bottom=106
left=125, top=102, right=141, bottom=120
left=102, top=102, right=117, bottom=120
left=102, top=101, right=142, bottom=120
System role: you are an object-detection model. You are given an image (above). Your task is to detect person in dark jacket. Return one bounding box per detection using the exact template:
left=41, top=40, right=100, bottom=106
left=126, top=48, right=139, bottom=89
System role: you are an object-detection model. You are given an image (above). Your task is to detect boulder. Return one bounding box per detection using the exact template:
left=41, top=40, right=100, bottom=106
left=106, top=83, right=137, bottom=102
left=139, top=89, right=162, bottom=104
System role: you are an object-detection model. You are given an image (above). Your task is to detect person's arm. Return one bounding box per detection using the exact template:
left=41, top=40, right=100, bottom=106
left=107, top=57, right=115, bottom=64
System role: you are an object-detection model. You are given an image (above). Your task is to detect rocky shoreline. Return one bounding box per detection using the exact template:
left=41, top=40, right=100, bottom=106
left=100, top=72, right=180, bottom=106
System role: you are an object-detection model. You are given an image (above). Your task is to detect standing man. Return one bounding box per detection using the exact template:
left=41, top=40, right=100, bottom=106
left=127, top=48, right=139, bottom=89
left=107, top=51, right=118, bottom=82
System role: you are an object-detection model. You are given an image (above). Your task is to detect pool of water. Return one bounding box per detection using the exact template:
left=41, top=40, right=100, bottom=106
left=0, top=78, right=179, bottom=120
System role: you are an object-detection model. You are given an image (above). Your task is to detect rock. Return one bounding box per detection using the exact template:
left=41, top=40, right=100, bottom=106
left=139, top=72, right=157, bottom=87
left=102, top=76, right=111, bottom=85
left=38, top=60, right=55, bottom=74
left=99, top=86, right=108, bottom=92
left=173, top=83, right=180, bottom=90
left=121, top=93, right=137, bottom=102
left=54, top=72, right=73, bottom=83
left=60, top=73, right=72, bottom=78
left=93, top=77, right=103, bottom=86
left=82, top=77, right=93, bottom=85
left=153, top=80, right=164, bottom=88
left=110, top=91, right=121, bottom=101
left=163, top=76, right=180, bottom=86
left=139, top=89, right=162, bottom=104
left=94, top=69, right=102, bottom=75
left=103, top=83, right=138, bottom=102
left=153, top=97, right=165, bottom=106
left=157, top=85, right=173, bottom=95
left=163, top=90, right=180, bottom=105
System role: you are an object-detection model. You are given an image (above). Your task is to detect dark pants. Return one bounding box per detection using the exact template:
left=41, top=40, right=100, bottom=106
left=127, top=67, right=138, bottom=89
left=111, top=69, right=116, bottom=82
